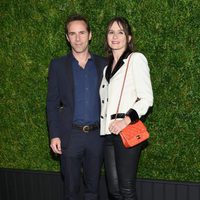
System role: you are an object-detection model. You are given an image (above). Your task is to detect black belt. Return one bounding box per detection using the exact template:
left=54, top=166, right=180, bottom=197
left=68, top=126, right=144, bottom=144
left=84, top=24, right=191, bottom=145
left=111, top=113, right=125, bottom=120
left=72, top=123, right=100, bottom=133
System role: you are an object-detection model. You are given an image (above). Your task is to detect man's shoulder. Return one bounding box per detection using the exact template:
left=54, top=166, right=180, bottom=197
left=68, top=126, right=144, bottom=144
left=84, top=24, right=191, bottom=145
left=92, top=54, right=107, bottom=65
left=51, top=54, right=71, bottom=64
left=92, top=54, right=106, bottom=60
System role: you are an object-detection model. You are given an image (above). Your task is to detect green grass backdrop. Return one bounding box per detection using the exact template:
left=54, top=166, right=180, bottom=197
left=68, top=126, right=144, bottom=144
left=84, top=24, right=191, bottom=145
left=0, top=0, right=200, bottom=182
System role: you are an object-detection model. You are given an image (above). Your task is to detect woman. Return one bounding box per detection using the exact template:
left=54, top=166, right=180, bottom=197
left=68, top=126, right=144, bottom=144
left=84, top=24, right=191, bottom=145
left=100, top=17, right=153, bottom=200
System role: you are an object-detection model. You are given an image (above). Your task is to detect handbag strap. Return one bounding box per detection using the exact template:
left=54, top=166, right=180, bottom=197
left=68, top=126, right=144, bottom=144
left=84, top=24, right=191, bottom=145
left=115, top=53, right=133, bottom=119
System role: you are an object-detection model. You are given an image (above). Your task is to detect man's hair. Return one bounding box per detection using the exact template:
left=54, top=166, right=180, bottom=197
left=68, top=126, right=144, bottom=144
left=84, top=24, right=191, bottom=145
left=65, top=14, right=91, bottom=35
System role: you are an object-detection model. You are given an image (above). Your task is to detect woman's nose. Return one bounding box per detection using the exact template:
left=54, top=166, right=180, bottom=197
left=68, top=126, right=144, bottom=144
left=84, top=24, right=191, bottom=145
left=113, top=33, right=118, bottom=39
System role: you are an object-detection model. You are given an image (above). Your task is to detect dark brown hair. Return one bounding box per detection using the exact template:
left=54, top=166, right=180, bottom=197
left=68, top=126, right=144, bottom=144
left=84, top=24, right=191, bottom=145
left=105, top=17, right=135, bottom=55
left=65, top=14, right=90, bottom=35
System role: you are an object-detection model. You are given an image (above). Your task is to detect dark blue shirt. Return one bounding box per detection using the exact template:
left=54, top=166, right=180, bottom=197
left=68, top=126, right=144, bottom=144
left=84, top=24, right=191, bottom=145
left=72, top=55, right=100, bottom=125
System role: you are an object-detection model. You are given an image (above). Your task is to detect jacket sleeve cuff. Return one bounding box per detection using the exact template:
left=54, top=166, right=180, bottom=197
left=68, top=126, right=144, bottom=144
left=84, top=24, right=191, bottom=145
left=125, top=109, right=139, bottom=123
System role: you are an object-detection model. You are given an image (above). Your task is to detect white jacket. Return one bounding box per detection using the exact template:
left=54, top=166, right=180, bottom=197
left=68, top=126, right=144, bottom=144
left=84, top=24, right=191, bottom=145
left=100, top=52, right=153, bottom=135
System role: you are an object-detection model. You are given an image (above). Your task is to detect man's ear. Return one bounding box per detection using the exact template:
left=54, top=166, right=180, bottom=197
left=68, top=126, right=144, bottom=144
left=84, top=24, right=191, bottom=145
left=89, top=32, right=92, bottom=41
left=66, top=34, right=69, bottom=42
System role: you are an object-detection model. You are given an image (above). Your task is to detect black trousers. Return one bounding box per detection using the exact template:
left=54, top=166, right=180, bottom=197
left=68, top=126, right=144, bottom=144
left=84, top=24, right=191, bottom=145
left=61, top=129, right=104, bottom=200
left=104, top=134, right=143, bottom=200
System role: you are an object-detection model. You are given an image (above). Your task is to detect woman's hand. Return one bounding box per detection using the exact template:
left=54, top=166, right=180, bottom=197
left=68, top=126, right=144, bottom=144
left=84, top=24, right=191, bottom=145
left=109, top=116, right=131, bottom=135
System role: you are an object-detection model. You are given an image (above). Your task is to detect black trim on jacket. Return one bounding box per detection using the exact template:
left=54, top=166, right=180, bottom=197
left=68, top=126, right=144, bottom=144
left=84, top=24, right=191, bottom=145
left=105, top=49, right=132, bottom=83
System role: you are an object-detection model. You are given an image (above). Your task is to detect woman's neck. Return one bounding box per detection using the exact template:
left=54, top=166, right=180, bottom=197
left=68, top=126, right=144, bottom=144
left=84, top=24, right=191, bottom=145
left=112, top=50, right=124, bottom=70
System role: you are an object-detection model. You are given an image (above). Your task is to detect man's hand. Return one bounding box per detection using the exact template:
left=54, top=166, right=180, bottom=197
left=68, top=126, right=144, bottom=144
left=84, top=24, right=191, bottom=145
left=50, top=137, right=62, bottom=154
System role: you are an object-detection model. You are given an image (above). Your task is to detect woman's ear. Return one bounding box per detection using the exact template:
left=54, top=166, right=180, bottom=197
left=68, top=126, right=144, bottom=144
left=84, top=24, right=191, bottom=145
left=128, top=35, right=132, bottom=42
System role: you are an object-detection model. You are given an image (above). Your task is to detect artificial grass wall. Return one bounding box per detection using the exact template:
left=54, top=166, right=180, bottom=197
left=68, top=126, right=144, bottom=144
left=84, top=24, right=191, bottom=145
left=0, top=0, right=199, bottom=182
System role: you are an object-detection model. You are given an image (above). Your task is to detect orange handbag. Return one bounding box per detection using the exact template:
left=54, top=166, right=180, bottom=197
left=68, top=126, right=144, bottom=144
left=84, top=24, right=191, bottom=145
left=115, top=53, right=149, bottom=148
left=120, top=120, right=149, bottom=148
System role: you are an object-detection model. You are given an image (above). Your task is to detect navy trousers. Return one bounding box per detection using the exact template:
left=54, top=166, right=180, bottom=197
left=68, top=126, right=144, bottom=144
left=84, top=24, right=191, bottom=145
left=61, top=129, right=104, bottom=200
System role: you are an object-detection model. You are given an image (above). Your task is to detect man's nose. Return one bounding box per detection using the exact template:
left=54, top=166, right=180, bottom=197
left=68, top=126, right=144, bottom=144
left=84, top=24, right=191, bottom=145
left=75, top=34, right=80, bottom=41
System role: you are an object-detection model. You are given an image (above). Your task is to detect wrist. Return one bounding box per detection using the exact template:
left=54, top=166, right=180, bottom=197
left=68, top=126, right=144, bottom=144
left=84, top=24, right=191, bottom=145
left=123, top=116, right=131, bottom=126
left=125, top=109, right=139, bottom=123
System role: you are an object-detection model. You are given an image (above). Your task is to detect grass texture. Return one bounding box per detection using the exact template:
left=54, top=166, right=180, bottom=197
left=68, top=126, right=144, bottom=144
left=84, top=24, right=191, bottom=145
left=0, top=0, right=200, bottom=182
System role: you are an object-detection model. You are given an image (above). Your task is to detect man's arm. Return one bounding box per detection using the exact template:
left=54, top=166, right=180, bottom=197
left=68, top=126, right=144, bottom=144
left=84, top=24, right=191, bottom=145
left=46, top=59, right=62, bottom=152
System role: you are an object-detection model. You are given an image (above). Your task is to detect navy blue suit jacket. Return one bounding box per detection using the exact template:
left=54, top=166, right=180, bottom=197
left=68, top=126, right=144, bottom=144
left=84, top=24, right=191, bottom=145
left=46, top=53, right=106, bottom=148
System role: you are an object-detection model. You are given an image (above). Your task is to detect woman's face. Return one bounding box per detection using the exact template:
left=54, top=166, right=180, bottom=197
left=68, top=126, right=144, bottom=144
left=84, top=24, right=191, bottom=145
left=107, top=21, right=131, bottom=54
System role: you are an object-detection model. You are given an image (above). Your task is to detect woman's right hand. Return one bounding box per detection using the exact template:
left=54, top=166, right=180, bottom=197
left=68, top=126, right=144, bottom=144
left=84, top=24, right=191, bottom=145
left=109, top=116, right=131, bottom=135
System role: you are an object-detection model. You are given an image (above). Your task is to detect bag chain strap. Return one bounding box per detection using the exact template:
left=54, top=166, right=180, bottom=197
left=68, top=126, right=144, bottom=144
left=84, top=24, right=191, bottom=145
left=115, top=53, right=133, bottom=120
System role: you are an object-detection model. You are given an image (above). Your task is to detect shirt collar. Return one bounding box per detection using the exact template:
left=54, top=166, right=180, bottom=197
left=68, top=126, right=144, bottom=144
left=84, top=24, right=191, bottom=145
left=69, top=52, right=94, bottom=63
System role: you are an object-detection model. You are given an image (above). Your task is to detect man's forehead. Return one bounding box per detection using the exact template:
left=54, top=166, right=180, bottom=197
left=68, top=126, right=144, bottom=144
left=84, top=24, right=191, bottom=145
left=67, top=20, right=88, bottom=31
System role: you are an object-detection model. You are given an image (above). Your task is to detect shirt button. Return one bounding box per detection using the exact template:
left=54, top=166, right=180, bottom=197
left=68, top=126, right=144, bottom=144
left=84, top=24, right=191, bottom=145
left=102, top=100, right=104, bottom=104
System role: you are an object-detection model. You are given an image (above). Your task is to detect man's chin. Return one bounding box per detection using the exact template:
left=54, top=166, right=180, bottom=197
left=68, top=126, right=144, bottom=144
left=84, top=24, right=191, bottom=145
left=72, top=48, right=88, bottom=54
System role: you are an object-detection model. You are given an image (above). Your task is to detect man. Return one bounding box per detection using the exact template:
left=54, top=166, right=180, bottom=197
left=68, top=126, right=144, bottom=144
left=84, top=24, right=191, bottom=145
left=46, top=15, right=106, bottom=200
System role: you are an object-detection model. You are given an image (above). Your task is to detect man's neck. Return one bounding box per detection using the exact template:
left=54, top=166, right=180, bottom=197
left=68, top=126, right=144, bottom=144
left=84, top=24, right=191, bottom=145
left=72, top=51, right=91, bottom=69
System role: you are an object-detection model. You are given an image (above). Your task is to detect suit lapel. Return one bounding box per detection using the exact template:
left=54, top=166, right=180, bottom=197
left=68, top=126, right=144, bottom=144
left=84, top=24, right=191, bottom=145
left=93, top=55, right=103, bottom=87
left=64, top=54, right=74, bottom=109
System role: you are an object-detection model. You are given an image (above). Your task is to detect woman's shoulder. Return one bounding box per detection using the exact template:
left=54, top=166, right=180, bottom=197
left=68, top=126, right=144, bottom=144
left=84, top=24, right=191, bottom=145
left=131, top=52, right=148, bottom=62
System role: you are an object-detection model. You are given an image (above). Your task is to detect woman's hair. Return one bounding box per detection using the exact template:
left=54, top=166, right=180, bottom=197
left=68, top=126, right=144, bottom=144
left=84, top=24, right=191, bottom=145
left=105, top=17, right=135, bottom=55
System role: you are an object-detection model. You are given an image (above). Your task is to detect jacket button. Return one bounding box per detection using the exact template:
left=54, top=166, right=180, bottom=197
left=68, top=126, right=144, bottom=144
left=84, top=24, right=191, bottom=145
left=102, top=100, right=104, bottom=104
left=102, top=85, right=105, bottom=88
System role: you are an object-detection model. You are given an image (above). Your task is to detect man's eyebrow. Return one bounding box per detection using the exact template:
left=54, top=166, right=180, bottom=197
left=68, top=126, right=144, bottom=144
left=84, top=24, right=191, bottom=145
left=68, top=30, right=86, bottom=34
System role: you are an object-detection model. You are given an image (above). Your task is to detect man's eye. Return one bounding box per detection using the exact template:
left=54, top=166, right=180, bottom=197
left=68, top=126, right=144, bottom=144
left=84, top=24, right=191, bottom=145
left=69, top=33, right=75, bottom=36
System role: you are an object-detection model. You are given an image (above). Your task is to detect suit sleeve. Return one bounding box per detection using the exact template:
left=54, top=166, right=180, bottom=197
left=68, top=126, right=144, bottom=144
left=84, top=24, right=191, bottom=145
left=46, top=60, right=60, bottom=139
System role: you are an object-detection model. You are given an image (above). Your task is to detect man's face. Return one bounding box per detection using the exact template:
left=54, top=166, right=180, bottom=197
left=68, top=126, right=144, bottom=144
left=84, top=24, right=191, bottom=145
left=66, top=20, right=92, bottom=54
